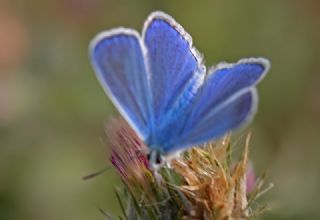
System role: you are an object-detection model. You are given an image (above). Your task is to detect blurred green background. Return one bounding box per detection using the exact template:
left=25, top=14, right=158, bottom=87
left=0, top=0, right=319, bottom=219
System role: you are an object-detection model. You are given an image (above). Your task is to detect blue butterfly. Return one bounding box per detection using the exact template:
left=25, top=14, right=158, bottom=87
left=90, top=11, right=270, bottom=168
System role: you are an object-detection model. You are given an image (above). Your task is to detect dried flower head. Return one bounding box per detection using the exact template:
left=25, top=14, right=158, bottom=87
left=107, top=119, right=152, bottom=192
left=105, top=119, right=271, bottom=220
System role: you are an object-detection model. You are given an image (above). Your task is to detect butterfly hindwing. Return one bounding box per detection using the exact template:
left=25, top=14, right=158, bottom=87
left=90, top=29, right=152, bottom=140
left=166, top=59, right=269, bottom=152
left=171, top=88, right=257, bottom=150
left=184, top=58, right=269, bottom=131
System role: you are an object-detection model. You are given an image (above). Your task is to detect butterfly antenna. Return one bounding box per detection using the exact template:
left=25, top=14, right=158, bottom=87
left=98, top=207, right=114, bottom=220
left=82, top=166, right=112, bottom=180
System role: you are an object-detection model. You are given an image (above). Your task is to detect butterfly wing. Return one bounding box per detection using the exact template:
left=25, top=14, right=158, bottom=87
left=173, top=88, right=257, bottom=149
left=143, top=12, right=206, bottom=146
left=166, top=58, right=270, bottom=152
left=90, top=29, right=152, bottom=140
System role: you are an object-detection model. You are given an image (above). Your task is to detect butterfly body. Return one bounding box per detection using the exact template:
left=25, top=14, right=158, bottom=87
left=90, top=11, right=270, bottom=167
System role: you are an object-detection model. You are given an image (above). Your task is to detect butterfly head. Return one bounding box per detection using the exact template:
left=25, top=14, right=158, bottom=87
left=147, top=149, right=164, bottom=170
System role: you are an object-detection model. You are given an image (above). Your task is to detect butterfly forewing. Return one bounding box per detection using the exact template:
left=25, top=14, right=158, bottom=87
left=90, top=30, right=152, bottom=140
left=143, top=12, right=205, bottom=147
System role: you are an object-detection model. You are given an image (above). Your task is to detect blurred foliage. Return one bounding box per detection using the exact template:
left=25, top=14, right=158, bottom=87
left=0, top=0, right=319, bottom=219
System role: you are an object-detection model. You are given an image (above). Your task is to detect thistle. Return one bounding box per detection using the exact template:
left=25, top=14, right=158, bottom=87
left=105, top=119, right=271, bottom=220
left=89, top=11, right=271, bottom=220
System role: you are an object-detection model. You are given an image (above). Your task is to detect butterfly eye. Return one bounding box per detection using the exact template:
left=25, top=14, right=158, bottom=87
left=155, top=153, right=162, bottom=165
left=147, top=150, right=163, bottom=167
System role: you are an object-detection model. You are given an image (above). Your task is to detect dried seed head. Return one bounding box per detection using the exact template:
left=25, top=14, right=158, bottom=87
left=106, top=120, right=270, bottom=220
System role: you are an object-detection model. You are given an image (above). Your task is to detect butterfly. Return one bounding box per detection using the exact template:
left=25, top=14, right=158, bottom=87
left=89, top=11, right=270, bottom=168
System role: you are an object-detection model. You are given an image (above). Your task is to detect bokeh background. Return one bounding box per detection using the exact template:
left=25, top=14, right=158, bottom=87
left=1, top=0, right=319, bottom=219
